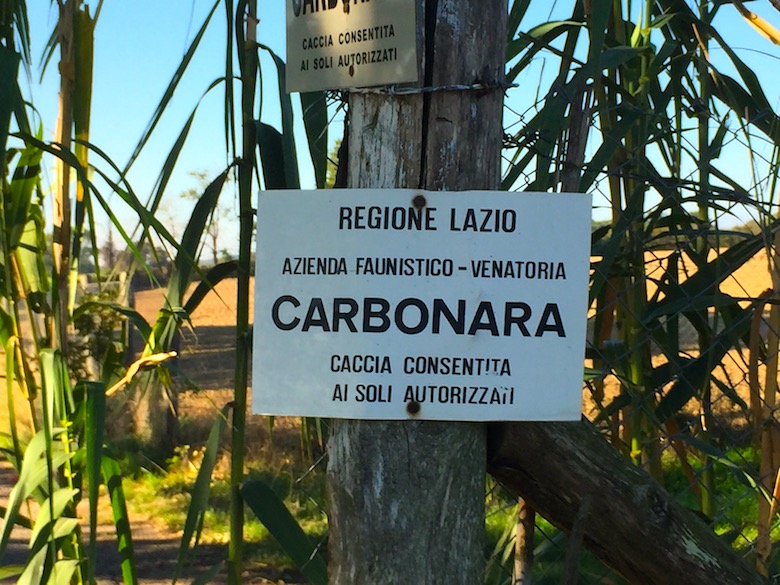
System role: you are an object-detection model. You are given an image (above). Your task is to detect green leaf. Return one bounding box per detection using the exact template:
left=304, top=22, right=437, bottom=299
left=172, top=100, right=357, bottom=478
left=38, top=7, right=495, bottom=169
left=173, top=403, right=232, bottom=584
left=0, top=565, right=24, bottom=580
left=599, top=46, right=647, bottom=70
left=0, top=431, right=72, bottom=561
left=120, top=76, right=228, bottom=247
left=257, top=122, right=288, bottom=189
left=0, top=306, right=14, bottom=353
left=18, top=555, right=80, bottom=585
left=711, top=72, right=780, bottom=144
left=645, top=289, right=739, bottom=318
left=593, top=392, right=635, bottom=423
left=508, top=20, right=582, bottom=60
left=70, top=6, right=97, bottom=281
left=507, top=0, right=532, bottom=43
left=17, top=546, right=47, bottom=585
left=74, top=301, right=152, bottom=341
left=579, top=104, right=644, bottom=192
left=73, top=7, right=95, bottom=145
left=101, top=456, right=138, bottom=585
left=169, top=169, right=230, bottom=306
left=645, top=231, right=771, bottom=321
left=28, top=488, right=80, bottom=548
left=706, top=114, right=729, bottom=161
left=587, top=0, right=612, bottom=63
left=80, top=153, right=178, bottom=278
left=15, top=206, right=50, bottom=296
left=506, top=21, right=583, bottom=82
left=50, top=560, right=81, bottom=585
left=222, top=0, right=236, bottom=156
left=243, top=479, right=328, bottom=585
left=654, top=314, right=749, bottom=422
left=711, top=376, right=749, bottom=413
left=649, top=12, right=676, bottom=30
left=2, top=337, right=24, bottom=476
left=12, top=2, right=32, bottom=69
left=583, top=366, right=608, bottom=382
left=656, top=0, right=780, bottom=143
left=7, top=142, right=43, bottom=250
left=258, top=44, right=301, bottom=189
left=74, top=134, right=210, bottom=265
left=123, top=0, right=221, bottom=173
left=84, top=381, right=107, bottom=582
left=39, top=349, right=72, bottom=433
left=300, top=91, right=328, bottom=188
left=0, top=45, right=21, bottom=163
left=183, top=261, right=239, bottom=316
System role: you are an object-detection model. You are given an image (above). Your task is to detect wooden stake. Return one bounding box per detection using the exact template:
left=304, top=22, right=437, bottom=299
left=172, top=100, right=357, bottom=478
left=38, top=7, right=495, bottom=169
left=326, top=1, right=506, bottom=582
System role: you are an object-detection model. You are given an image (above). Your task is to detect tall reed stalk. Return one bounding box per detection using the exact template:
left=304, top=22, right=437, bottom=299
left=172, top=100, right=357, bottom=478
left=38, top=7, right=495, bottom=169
left=229, top=1, right=258, bottom=582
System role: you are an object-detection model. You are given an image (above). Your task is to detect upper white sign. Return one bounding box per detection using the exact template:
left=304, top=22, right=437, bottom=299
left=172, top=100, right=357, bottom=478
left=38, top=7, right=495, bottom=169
left=286, top=0, right=418, bottom=93
left=252, top=189, right=592, bottom=421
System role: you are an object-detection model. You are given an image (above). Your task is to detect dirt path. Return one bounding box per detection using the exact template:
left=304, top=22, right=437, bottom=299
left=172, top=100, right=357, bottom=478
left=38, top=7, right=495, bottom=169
left=0, top=463, right=297, bottom=584
left=1, top=461, right=181, bottom=584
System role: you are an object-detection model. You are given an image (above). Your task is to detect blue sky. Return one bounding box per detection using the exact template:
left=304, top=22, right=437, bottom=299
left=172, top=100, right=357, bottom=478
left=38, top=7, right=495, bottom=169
left=17, top=1, right=780, bottom=257
left=25, top=1, right=288, bottom=174
left=22, top=1, right=293, bottom=256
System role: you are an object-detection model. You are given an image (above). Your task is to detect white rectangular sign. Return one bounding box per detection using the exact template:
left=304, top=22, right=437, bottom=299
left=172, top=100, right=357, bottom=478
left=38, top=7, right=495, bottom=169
left=286, top=0, right=418, bottom=93
left=252, top=189, right=591, bottom=421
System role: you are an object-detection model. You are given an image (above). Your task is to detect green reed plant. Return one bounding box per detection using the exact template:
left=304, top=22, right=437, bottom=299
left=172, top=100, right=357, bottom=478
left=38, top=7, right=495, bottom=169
left=2, top=2, right=233, bottom=582
left=3, top=1, right=329, bottom=583
left=504, top=0, right=780, bottom=577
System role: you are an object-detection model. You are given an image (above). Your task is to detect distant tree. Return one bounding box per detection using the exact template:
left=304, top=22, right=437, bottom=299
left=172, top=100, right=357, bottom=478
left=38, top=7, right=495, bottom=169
left=100, top=228, right=119, bottom=269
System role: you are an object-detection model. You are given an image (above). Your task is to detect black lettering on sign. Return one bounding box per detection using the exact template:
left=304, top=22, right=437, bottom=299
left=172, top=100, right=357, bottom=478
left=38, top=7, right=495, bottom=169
left=338, top=205, right=437, bottom=231
left=330, top=354, right=392, bottom=373
left=469, top=260, right=567, bottom=280
left=449, top=208, right=517, bottom=233
left=402, top=385, right=515, bottom=405
left=293, top=0, right=339, bottom=18
left=271, top=296, right=566, bottom=337
left=332, top=384, right=348, bottom=401
left=402, top=356, right=511, bottom=376
left=282, top=257, right=347, bottom=275
left=355, top=384, right=392, bottom=403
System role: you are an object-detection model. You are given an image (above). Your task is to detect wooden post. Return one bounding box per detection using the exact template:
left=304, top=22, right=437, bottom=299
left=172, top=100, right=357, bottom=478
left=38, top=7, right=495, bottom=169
left=326, top=1, right=507, bottom=582
left=488, top=421, right=769, bottom=585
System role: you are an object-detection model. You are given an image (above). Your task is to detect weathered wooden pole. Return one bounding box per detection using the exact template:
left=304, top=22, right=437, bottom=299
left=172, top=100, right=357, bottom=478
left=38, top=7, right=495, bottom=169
left=488, top=421, right=769, bottom=585
left=326, top=0, right=507, bottom=582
